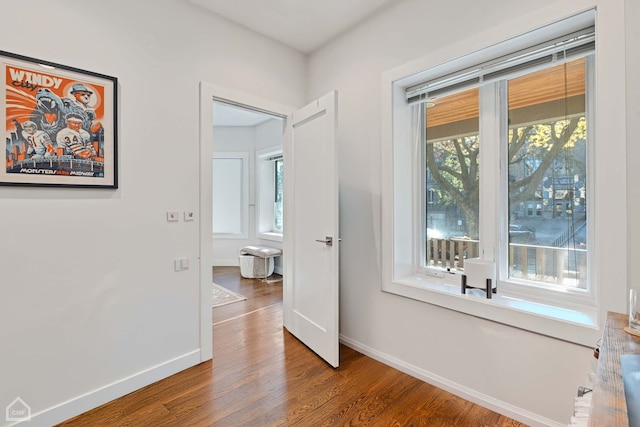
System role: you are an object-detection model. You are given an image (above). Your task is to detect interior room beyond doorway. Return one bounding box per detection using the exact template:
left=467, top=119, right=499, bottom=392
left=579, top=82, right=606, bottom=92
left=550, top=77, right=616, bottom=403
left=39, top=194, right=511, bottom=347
left=211, top=100, right=285, bottom=275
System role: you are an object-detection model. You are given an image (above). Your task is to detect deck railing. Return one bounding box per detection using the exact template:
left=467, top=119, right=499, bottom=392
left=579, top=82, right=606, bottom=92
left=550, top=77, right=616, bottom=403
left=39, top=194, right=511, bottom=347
left=426, top=238, right=587, bottom=288
left=508, top=243, right=587, bottom=288
left=426, top=238, right=479, bottom=270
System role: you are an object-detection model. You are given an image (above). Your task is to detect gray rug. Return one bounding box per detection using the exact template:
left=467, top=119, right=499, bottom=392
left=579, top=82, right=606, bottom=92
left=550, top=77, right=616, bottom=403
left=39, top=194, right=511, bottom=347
left=212, top=283, right=246, bottom=307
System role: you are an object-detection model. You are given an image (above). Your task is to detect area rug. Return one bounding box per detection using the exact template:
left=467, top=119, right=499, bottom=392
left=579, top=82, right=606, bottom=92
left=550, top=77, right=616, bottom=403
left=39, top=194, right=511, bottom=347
left=212, top=283, right=246, bottom=307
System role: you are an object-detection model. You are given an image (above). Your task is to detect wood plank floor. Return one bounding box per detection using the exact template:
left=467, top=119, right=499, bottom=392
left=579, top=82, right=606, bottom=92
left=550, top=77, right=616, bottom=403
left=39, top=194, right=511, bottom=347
left=57, top=266, right=528, bottom=426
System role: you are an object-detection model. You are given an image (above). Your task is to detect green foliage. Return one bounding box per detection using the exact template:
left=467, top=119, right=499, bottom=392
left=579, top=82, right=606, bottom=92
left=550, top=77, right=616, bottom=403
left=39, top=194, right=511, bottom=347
left=426, top=116, right=585, bottom=237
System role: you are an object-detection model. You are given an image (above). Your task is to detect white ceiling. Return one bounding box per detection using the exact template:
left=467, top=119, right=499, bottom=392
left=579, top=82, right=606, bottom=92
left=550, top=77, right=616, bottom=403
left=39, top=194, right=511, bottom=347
left=185, top=0, right=399, bottom=53
left=213, top=101, right=281, bottom=127
left=201, top=0, right=400, bottom=125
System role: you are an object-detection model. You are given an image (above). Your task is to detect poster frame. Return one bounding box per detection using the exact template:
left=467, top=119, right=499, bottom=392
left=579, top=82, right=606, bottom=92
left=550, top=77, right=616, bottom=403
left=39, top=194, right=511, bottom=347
left=1, top=50, right=118, bottom=188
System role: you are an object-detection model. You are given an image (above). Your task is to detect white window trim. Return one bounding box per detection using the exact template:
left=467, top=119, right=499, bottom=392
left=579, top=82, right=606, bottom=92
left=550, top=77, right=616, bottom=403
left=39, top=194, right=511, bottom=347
left=379, top=8, right=624, bottom=347
left=256, top=146, right=283, bottom=242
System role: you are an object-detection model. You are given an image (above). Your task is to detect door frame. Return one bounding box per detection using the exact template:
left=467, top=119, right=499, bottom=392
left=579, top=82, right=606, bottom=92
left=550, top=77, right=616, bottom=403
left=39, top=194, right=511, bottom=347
left=198, top=82, right=294, bottom=361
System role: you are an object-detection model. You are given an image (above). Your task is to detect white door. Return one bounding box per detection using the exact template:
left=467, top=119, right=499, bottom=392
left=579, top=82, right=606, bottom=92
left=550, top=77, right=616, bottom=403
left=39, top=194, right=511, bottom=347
left=283, top=91, right=339, bottom=367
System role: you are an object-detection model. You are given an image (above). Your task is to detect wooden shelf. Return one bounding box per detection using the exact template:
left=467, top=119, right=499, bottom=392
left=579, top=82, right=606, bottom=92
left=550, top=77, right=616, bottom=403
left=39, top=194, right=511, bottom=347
left=589, top=311, right=640, bottom=426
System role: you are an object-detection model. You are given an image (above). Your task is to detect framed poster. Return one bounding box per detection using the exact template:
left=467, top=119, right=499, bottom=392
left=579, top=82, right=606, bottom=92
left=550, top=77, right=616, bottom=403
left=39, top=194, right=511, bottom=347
left=1, top=50, right=117, bottom=188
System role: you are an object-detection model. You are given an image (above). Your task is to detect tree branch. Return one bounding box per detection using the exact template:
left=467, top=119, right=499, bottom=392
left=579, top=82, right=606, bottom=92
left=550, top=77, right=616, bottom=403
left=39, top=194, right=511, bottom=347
left=510, top=118, right=580, bottom=204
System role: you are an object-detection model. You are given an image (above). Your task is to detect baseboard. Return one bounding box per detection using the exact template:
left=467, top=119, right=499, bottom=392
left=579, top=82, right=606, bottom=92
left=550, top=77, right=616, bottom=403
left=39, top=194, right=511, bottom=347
left=18, top=349, right=202, bottom=427
left=338, top=335, right=564, bottom=427
left=212, top=259, right=239, bottom=266
left=213, top=259, right=282, bottom=275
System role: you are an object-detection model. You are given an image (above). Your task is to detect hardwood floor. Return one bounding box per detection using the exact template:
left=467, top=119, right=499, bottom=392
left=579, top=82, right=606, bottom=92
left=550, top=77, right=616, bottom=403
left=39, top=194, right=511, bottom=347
left=57, top=266, right=527, bottom=426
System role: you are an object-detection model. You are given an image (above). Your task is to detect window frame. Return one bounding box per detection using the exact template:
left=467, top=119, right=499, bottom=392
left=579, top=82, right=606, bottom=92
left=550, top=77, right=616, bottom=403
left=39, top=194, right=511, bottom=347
left=273, top=157, right=284, bottom=233
left=498, top=59, right=595, bottom=306
left=256, top=146, right=284, bottom=242
left=381, top=10, right=605, bottom=347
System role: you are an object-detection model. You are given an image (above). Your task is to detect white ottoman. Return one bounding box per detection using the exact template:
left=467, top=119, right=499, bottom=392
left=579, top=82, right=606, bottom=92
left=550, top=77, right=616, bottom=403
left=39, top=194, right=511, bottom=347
left=239, top=245, right=282, bottom=279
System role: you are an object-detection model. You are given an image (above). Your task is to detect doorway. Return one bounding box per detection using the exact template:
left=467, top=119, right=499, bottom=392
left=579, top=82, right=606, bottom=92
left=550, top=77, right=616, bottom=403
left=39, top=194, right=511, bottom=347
left=198, top=82, right=294, bottom=361
left=211, top=100, right=285, bottom=273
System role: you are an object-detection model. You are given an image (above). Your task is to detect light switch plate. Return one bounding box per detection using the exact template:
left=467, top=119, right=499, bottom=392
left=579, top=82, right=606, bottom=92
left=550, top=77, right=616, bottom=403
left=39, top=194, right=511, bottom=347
left=184, top=211, right=195, bottom=222
left=167, top=211, right=179, bottom=222
left=174, top=258, right=189, bottom=271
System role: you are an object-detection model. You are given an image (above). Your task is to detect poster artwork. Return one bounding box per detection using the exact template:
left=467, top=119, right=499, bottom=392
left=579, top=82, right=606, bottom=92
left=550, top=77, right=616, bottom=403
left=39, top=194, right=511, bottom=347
left=5, top=65, right=106, bottom=178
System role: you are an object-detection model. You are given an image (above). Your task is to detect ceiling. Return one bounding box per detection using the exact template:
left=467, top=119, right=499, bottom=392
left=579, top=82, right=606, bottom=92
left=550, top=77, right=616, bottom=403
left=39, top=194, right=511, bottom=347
left=184, top=0, right=399, bottom=53
left=213, top=101, right=281, bottom=127
left=194, top=0, right=400, bottom=125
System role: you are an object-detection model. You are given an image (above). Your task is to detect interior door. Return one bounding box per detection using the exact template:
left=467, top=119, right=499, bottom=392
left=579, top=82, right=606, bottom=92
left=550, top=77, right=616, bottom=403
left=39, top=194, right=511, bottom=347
left=283, top=91, right=339, bottom=367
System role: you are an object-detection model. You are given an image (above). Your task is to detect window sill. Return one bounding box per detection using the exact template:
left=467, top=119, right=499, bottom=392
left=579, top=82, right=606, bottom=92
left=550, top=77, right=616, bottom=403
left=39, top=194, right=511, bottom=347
left=384, top=274, right=600, bottom=347
left=212, top=233, right=248, bottom=239
left=258, top=231, right=283, bottom=243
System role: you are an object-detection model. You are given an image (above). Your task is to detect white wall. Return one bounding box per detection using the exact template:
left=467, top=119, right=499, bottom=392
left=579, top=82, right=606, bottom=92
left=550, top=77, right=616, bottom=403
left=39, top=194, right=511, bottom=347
left=626, top=0, right=640, bottom=306
left=255, top=118, right=285, bottom=151
left=0, top=0, right=304, bottom=425
left=308, top=0, right=631, bottom=425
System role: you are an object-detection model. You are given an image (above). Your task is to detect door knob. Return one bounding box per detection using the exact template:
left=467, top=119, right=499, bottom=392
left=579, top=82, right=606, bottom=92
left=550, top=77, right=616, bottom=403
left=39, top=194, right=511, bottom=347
left=315, top=236, right=333, bottom=246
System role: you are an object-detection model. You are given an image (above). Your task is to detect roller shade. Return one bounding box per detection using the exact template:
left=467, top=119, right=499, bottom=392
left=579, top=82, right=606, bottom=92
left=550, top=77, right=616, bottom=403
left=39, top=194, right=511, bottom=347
left=406, top=27, right=594, bottom=105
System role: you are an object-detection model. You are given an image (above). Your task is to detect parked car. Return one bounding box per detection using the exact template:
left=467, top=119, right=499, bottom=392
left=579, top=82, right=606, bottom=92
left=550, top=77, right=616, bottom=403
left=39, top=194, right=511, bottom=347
left=509, top=224, right=536, bottom=243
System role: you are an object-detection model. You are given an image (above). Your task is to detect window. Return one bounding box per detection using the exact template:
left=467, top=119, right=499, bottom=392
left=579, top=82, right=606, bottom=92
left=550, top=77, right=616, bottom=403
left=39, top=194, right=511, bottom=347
left=257, top=147, right=283, bottom=241
left=212, top=152, right=249, bottom=238
left=274, top=157, right=284, bottom=232
left=382, top=10, right=603, bottom=345
left=418, top=54, right=591, bottom=293
left=506, top=60, right=588, bottom=289
left=424, top=87, right=480, bottom=271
